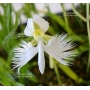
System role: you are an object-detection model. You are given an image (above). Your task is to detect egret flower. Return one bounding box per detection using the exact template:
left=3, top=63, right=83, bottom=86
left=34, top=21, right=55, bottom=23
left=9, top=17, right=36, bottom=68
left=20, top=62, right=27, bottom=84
left=12, top=14, right=76, bottom=74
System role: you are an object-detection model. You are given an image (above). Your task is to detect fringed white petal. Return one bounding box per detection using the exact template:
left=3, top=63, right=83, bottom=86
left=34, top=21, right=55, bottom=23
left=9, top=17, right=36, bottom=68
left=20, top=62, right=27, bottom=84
left=38, top=37, right=45, bottom=74
left=12, top=41, right=38, bottom=73
left=24, top=18, right=34, bottom=36
left=33, top=14, right=49, bottom=33
left=44, top=34, right=76, bottom=65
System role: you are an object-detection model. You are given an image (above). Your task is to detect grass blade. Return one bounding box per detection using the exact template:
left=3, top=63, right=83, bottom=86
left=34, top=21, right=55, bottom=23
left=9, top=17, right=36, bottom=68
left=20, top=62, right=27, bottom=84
left=2, top=15, right=18, bottom=49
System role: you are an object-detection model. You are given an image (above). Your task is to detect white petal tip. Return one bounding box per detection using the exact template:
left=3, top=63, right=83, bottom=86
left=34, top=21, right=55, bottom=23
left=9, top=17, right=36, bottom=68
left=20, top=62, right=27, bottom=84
left=40, top=71, right=44, bottom=74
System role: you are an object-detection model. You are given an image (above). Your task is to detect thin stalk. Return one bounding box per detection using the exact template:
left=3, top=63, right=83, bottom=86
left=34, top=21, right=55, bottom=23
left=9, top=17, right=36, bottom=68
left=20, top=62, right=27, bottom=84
left=49, top=56, right=54, bottom=69
left=60, top=4, right=69, bottom=33
left=46, top=4, right=59, bottom=33
left=71, top=3, right=87, bottom=22
left=54, top=60, right=62, bottom=85
left=86, top=3, right=90, bottom=72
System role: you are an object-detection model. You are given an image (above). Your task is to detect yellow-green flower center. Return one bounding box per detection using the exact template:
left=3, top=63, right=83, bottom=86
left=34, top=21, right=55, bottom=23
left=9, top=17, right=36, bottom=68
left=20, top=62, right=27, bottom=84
left=34, top=29, right=43, bottom=39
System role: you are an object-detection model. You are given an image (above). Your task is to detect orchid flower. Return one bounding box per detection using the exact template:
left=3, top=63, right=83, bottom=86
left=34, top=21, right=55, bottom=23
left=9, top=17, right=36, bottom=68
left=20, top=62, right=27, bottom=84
left=12, top=14, right=76, bottom=74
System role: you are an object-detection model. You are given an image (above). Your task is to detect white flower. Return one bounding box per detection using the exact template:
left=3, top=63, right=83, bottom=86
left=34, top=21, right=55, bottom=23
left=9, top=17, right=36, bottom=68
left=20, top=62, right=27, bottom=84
left=12, top=14, right=76, bottom=74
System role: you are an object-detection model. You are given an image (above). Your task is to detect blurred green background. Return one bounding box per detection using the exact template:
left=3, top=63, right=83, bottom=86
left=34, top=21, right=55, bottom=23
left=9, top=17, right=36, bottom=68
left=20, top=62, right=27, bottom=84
left=0, top=3, right=90, bottom=86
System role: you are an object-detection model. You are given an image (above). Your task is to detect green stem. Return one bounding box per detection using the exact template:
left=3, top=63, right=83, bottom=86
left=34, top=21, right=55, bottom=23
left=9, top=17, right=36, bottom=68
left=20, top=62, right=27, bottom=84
left=60, top=4, right=69, bottom=32
left=60, top=4, right=75, bottom=35
left=86, top=3, right=90, bottom=72
left=46, top=4, right=59, bottom=33
left=49, top=56, right=54, bottom=69
left=54, top=60, right=62, bottom=85
left=71, top=3, right=87, bottom=22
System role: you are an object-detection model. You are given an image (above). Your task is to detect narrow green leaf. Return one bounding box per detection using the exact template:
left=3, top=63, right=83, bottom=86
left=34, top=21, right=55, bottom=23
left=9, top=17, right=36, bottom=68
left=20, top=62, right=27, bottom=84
left=19, top=63, right=38, bottom=83
left=9, top=4, right=13, bottom=31
left=54, top=61, right=62, bottom=85
left=0, top=57, right=18, bottom=86
left=48, top=26, right=56, bottom=35
left=46, top=4, right=59, bottom=33
left=2, top=15, right=18, bottom=48
left=0, top=15, right=4, bottom=25
left=58, top=63, right=84, bottom=83
left=75, top=43, right=89, bottom=55
left=27, top=70, right=38, bottom=83
left=30, top=3, right=38, bottom=13
left=4, top=3, right=11, bottom=34
left=23, top=3, right=32, bottom=17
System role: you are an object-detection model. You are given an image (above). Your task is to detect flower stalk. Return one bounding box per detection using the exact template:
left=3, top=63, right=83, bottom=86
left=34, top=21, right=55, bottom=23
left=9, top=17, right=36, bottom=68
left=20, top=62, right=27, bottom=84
left=86, top=3, right=90, bottom=72
left=54, top=60, right=62, bottom=85
left=71, top=3, right=87, bottom=22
